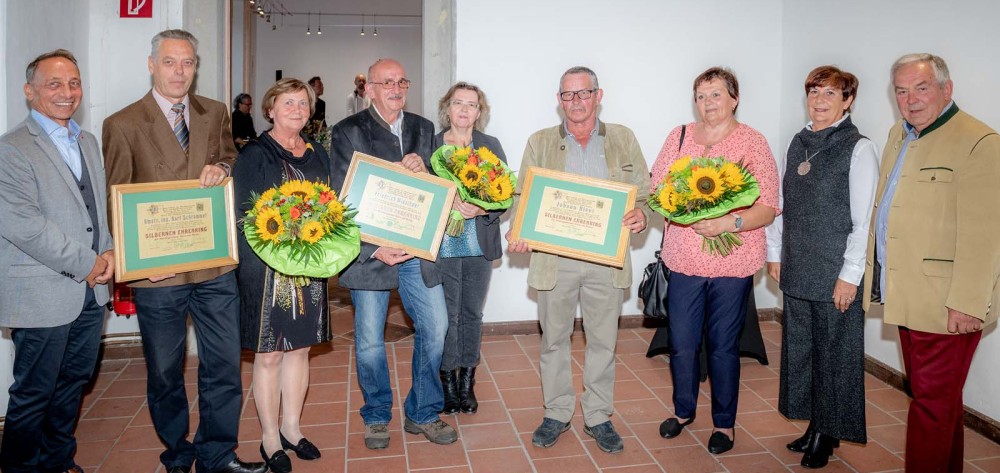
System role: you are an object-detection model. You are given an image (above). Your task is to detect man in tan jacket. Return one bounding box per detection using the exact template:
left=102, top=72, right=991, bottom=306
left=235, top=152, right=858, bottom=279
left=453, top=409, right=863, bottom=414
left=507, top=66, right=649, bottom=454
left=863, top=53, right=1000, bottom=473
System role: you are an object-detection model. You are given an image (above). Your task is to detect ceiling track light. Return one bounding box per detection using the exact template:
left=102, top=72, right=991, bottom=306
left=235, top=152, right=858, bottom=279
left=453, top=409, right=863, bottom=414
left=373, top=14, right=378, bottom=36
left=317, top=11, right=322, bottom=34
left=306, top=11, right=311, bottom=35
left=360, top=14, right=365, bottom=36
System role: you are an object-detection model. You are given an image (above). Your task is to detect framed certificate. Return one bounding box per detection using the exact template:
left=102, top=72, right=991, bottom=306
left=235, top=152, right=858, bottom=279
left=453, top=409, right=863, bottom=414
left=510, top=167, right=637, bottom=267
left=340, top=152, right=457, bottom=261
left=111, top=179, right=239, bottom=282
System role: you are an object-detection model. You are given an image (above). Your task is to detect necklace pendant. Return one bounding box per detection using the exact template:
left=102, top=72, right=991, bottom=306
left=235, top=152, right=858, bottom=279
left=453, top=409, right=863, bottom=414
left=797, top=161, right=811, bottom=176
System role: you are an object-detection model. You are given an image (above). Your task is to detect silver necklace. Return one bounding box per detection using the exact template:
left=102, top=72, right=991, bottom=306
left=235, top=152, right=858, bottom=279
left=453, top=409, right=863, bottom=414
left=797, top=150, right=821, bottom=176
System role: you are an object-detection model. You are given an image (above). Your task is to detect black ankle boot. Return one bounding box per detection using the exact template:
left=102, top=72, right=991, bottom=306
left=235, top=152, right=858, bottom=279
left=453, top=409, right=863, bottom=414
left=458, top=367, right=478, bottom=414
left=787, top=421, right=817, bottom=453
left=440, top=369, right=460, bottom=414
left=801, top=432, right=837, bottom=469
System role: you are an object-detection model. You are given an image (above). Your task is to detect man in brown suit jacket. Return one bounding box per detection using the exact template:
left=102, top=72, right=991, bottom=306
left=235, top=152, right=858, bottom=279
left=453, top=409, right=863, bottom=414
left=102, top=29, right=264, bottom=473
left=863, top=53, right=1000, bottom=473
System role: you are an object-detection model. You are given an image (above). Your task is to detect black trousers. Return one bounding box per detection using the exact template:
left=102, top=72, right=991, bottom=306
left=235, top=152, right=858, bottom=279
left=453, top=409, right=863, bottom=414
left=0, top=288, right=103, bottom=473
left=134, top=271, right=242, bottom=472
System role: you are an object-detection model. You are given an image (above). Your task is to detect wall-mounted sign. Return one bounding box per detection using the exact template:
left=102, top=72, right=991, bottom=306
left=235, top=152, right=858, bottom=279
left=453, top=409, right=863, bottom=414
left=120, top=0, right=152, bottom=18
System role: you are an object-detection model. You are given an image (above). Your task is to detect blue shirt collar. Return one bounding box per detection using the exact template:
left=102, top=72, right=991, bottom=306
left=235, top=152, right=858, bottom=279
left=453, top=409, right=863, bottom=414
left=30, top=109, right=81, bottom=142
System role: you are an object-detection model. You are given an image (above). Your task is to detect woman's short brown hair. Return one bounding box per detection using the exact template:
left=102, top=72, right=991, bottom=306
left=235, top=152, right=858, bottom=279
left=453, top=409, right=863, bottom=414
left=261, top=78, right=316, bottom=124
left=804, top=66, right=859, bottom=112
left=693, top=67, right=740, bottom=112
left=437, top=82, right=491, bottom=131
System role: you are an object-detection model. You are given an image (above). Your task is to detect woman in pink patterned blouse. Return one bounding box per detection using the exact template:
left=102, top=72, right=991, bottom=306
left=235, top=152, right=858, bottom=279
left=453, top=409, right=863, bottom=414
left=652, top=67, right=780, bottom=455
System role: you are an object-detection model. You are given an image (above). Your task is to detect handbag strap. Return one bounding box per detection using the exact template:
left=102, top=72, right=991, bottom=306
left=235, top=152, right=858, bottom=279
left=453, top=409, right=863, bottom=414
left=678, top=124, right=686, bottom=151
left=655, top=124, right=686, bottom=256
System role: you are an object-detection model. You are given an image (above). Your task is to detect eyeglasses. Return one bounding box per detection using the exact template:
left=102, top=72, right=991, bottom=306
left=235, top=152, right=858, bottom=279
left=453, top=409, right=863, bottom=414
left=370, top=78, right=411, bottom=89
left=449, top=100, right=480, bottom=110
left=559, top=88, right=596, bottom=101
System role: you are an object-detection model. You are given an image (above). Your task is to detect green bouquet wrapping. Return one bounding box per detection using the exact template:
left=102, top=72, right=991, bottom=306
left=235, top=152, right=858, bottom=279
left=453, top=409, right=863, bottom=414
left=648, top=155, right=760, bottom=256
left=243, top=180, right=360, bottom=283
left=430, top=144, right=517, bottom=236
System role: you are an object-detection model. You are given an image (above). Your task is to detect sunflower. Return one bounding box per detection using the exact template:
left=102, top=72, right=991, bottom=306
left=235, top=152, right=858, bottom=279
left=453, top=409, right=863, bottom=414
left=459, top=164, right=483, bottom=188
left=278, top=180, right=316, bottom=201
left=255, top=207, right=284, bottom=243
left=325, top=198, right=346, bottom=228
left=687, top=166, right=725, bottom=203
left=300, top=220, right=325, bottom=244
left=255, top=188, right=277, bottom=211
left=477, top=147, right=501, bottom=166
left=719, top=162, right=745, bottom=191
left=313, top=182, right=332, bottom=194
left=669, top=156, right=692, bottom=175
left=486, top=176, right=514, bottom=201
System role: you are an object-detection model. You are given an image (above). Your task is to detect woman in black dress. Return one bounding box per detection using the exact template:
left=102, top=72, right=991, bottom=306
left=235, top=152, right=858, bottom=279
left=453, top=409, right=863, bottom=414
left=234, top=78, right=329, bottom=473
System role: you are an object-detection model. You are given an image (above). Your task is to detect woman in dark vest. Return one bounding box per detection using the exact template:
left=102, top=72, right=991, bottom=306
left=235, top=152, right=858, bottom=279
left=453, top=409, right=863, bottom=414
left=765, top=66, right=879, bottom=469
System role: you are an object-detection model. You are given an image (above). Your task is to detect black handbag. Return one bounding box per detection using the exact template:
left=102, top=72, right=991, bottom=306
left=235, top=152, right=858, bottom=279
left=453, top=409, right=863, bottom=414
left=638, top=124, right=686, bottom=319
left=638, top=250, right=670, bottom=319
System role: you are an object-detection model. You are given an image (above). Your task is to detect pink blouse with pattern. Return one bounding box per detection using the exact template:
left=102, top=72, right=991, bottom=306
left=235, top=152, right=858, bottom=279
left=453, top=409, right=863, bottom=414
left=650, top=122, right=781, bottom=278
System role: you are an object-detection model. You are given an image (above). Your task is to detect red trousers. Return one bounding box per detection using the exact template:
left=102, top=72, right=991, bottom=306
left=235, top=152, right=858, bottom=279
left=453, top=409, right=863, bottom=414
left=898, top=327, right=981, bottom=473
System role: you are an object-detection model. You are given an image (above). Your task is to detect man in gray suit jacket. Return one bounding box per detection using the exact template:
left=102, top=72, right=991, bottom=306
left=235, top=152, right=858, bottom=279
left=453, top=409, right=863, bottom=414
left=0, top=49, right=114, bottom=473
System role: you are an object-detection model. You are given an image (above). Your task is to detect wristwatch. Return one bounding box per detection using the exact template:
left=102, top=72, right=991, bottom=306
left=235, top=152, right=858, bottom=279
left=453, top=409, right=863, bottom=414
left=733, top=214, right=743, bottom=231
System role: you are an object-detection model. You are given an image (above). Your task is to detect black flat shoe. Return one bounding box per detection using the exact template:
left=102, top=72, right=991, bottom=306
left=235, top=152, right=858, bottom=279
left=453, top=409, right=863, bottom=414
left=260, top=444, right=292, bottom=473
left=801, top=433, right=837, bottom=469
left=659, top=416, right=695, bottom=439
left=280, top=432, right=321, bottom=460
left=707, top=431, right=734, bottom=454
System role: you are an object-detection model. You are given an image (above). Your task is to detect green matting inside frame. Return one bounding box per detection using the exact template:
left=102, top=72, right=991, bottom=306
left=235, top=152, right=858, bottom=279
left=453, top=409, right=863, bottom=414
left=520, top=175, right=629, bottom=257
left=342, top=160, right=452, bottom=251
left=120, top=186, right=232, bottom=271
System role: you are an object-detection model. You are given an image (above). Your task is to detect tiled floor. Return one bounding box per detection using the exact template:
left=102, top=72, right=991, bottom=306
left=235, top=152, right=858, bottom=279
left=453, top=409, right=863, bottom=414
left=62, top=287, right=1000, bottom=472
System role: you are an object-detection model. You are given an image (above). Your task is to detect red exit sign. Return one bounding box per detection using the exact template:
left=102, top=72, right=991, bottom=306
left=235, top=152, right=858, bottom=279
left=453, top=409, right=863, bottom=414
left=120, top=0, right=152, bottom=18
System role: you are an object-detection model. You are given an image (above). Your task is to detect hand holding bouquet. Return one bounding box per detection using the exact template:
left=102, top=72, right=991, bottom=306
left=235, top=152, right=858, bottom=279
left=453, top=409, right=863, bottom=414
left=430, top=145, right=517, bottom=236
left=243, top=180, right=360, bottom=282
left=648, top=156, right=759, bottom=256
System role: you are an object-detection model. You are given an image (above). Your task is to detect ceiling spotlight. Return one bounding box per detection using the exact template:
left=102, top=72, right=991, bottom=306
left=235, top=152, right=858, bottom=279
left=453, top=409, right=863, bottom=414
left=306, top=12, right=311, bottom=35
left=317, top=11, right=322, bottom=34
left=249, top=0, right=254, bottom=4
left=360, top=14, right=365, bottom=36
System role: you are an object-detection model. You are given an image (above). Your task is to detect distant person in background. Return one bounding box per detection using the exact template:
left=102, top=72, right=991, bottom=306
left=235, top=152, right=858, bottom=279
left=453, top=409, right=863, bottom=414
left=232, top=93, right=256, bottom=150
left=346, top=73, right=368, bottom=117
left=307, top=76, right=326, bottom=128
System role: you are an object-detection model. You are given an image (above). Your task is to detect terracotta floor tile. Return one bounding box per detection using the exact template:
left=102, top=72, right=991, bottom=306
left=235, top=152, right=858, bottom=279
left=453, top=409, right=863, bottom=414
left=84, top=396, right=145, bottom=419
left=633, top=420, right=699, bottom=448
left=788, top=459, right=858, bottom=472
left=865, top=401, right=903, bottom=427
left=718, top=452, right=790, bottom=473
left=614, top=399, right=670, bottom=425
left=485, top=353, right=534, bottom=372
left=467, top=447, right=533, bottom=473
left=346, top=455, right=407, bottom=473
left=737, top=390, right=774, bottom=414
left=601, top=465, right=669, bottom=473
left=74, top=439, right=115, bottom=468
left=618, top=353, right=667, bottom=372
left=866, top=387, right=912, bottom=412
left=533, top=454, right=600, bottom=473
left=291, top=447, right=345, bottom=472
left=345, top=430, right=406, bottom=460
left=757, top=433, right=810, bottom=466
left=304, top=382, right=348, bottom=403
left=971, top=457, right=1000, bottom=472
left=742, top=378, right=780, bottom=400
left=309, top=365, right=349, bottom=384
left=459, top=422, right=520, bottom=450
left=493, top=370, right=542, bottom=389
left=631, top=367, right=671, bottom=389
left=96, top=448, right=162, bottom=473
left=480, top=340, right=526, bottom=357
left=471, top=381, right=501, bottom=402
left=864, top=372, right=892, bottom=391
left=405, top=436, right=469, bottom=470
left=614, top=379, right=655, bottom=402
left=737, top=411, right=803, bottom=438
left=509, top=407, right=545, bottom=434
left=582, top=435, right=656, bottom=469
left=835, top=440, right=905, bottom=472
left=101, top=378, right=147, bottom=398
left=965, top=428, right=1000, bottom=459
left=616, top=338, right=653, bottom=355
left=451, top=400, right=510, bottom=426
left=309, top=348, right=351, bottom=368
left=647, top=444, right=726, bottom=473
left=113, top=425, right=163, bottom=450
left=868, top=423, right=907, bottom=453
left=300, top=422, right=349, bottom=451
left=75, top=417, right=131, bottom=442
left=740, top=362, right=779, bottom=381
left=499, top=387, right=543, bottom=410
left=300, top=401, right=348, bottom=425
left=410, top=466, right=471, bottom=473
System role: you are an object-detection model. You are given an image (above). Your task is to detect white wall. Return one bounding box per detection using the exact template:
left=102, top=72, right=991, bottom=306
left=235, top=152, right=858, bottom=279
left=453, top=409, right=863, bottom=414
left=251, top=10, right=422, bottom=127
left=780, top=0, right=1000, bottom=421
left=455, top=0, right=785, bottom=323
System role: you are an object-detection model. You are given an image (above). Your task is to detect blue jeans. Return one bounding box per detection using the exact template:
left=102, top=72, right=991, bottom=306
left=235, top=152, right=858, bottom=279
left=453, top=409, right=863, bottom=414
left=351, top=258, right=448, bottom=425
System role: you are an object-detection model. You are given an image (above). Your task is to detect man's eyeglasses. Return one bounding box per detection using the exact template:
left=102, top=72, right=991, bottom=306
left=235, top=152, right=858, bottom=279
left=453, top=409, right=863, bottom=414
left=370, top=78, right=411, bottom=89
left=449, top=100, right=480, bottom=110
left=559, top=88, right=596, bottom=101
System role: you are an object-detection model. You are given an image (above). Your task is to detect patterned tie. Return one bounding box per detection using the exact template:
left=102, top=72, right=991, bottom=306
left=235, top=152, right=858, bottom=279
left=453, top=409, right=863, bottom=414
left=171, top=103, right=189, bottom=152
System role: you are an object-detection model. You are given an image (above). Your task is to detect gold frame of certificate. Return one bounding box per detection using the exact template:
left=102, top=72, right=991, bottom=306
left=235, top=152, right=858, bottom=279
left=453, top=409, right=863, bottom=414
left=340, top=152, right=458, bottom=261
left=510, top=167, right=637, bottom=268
left=111, top=179, right=239, bottom=282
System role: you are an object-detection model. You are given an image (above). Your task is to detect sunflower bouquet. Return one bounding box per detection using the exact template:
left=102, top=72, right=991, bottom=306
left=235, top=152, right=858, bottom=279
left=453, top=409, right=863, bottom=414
left=243, top=179, right=360, bottom=282
left=430, top=144, right=517, bottom=237
left=648, top=156, right=760, bottom=256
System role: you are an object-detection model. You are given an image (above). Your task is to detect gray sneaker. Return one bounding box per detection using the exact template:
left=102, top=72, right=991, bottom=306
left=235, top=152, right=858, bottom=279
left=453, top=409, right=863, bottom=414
left=403, top=418, right=458, bottom=445
left=531, top=417, right=571, bottom=448
left=364, top=423, right=390, bottom=449
left=584, top=421, right=623, bottom=453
